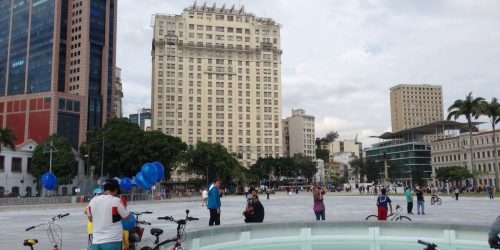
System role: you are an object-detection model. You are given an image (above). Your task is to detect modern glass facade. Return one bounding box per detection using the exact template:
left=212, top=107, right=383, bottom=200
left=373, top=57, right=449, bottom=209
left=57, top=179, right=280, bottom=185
left=28, top=0, right=55, bottom=93
left=0, top=0, right=11, bottom=96
left=365, top=141, right=432, bottom=184
left=7, top=0, right=30, bottom=96
left=88, top=0, right=107, bottom=129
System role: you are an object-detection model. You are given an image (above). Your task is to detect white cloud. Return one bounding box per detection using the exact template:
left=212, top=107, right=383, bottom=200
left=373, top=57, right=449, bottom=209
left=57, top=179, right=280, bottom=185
left=117, top=0, right=500, bottom=147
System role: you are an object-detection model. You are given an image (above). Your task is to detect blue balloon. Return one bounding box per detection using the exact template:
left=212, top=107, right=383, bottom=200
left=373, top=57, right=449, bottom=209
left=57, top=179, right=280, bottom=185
left=152, top=162, right=165, bottom=182
left=135, top=172, right=152, bottom=190
left=141, top=163, right=158, bottom=184
left=41, top=172, right=57, bottom=190
left=122, top=212, right=136, bottom=231
left=120, top=177, right=133, bottom=192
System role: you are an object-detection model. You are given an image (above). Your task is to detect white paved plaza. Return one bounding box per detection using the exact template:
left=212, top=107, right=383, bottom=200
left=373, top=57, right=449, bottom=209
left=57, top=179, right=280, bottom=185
left=1, top=192, right=498, bottom=250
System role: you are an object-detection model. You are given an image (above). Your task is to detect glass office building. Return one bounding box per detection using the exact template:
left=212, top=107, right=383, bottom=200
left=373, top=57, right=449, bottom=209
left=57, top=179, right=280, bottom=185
left=0, top=0, right=117, bottom=149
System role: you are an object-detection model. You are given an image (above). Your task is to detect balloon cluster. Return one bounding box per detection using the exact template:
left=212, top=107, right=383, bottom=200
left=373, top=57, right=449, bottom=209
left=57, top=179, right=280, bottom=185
left=120, top=162, right=165, bottom=191
left=41, top=172, right=57, bottom=190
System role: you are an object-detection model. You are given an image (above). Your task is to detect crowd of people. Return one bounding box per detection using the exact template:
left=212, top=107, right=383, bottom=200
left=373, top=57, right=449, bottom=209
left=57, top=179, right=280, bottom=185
left=82, top=179, right=499, bottom=249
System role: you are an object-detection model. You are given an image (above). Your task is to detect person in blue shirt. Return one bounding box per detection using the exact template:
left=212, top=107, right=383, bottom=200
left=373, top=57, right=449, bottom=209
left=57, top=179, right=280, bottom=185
left=207, top=179, right=221, bottom=226
left=377, top=188, right=393, bottom=221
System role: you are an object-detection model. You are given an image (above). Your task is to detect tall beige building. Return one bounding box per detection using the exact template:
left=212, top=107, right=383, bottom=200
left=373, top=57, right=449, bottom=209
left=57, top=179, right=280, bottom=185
left=151, top=3, right=282, bottom=166
left=282, top=109, right=315, bottom=158
left=390, top=84, right=444, bottom=141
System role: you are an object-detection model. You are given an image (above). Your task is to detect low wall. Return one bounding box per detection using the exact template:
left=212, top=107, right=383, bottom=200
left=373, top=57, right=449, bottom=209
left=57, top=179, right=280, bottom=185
left=177, top=222, right=489, bottom=250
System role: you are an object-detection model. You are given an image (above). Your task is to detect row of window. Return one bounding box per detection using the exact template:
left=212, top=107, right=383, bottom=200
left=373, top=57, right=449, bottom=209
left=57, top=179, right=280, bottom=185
left=0, top=156, right=32, bottom=174
left=434, top=136, right=500, bottom=150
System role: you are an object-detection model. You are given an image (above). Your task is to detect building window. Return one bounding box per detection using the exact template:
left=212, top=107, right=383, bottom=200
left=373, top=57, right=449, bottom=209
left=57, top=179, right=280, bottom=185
left=12, top=158, right=22, bottom=173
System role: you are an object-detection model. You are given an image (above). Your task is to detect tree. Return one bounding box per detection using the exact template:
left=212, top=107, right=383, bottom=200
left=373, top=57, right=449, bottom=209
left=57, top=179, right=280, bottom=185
left=31, top=134, right=78, bottom=186
left=276, top=156, right=296, bottom=179
left=184, top=142, right=242, bottom=186
left=447, top=92, right=484, bottom=191
left=435, top=166, right=472, bottom=183
left=142, top=130, right=188, bottom=179
left=479, top=98, right=500, bottom=191
left=315, top=148, right=329, bottom=163
left=84, top=118, right=188, bottom=178
left=365, top=159, right=380, bottom=183
left=349, top=156, right=365, bottom=183
left=292, top=154, right=316, bottom=181
left=0, top=127, right=16, bottom=154
left=324, top=131, right=339, bottom=143
left=249, top=157, right=276, bottom=183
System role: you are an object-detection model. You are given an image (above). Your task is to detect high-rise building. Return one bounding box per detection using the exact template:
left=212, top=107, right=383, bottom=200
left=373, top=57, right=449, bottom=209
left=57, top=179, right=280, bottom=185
left=328, top=139, right=362, bottom=158
left=113, top=67, right=123, bottom=118
left=0, top=0, right=117, bottom=149
left=151, top=3, right=283, bottom=166
left=282, top=109, right=315, bottom=158
left=129, top=108, right=151, bottom=131
left=390, top=84, right=443, bottom=141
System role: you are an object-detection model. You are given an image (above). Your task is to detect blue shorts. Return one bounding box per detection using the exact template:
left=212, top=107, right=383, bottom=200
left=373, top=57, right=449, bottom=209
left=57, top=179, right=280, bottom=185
left=91, top=241, right=122, bottom=250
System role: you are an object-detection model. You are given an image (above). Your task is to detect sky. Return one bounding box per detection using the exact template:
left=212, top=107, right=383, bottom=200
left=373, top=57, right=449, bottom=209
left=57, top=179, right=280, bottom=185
left=117, top=0, right=500, bottom=147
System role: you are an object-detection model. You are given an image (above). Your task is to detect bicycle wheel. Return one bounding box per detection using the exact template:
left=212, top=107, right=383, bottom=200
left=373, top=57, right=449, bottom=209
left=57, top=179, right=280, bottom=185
left=365, top=215, right=378, bottom=221
left=437, top=198, right=442, bottom=205
left=396, top=216, right=412, bottom=222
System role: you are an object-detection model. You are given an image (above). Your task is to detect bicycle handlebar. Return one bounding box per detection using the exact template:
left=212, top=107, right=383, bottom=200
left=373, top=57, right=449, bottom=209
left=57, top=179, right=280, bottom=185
left=25, top=226, right=35, bottom=231
left=418, top=240, right=431, bottom=246
left=137, top=220, right=151, bottom=225
left=157, top=216, right=173, bottom=221
left=133, top=211, right=153, bottom=215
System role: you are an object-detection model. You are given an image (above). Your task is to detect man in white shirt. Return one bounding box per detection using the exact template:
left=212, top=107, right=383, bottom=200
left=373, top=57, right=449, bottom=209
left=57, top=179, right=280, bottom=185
left=88, top=179, right=131, bottom=250
left=202, top=188, right=208, bottom=206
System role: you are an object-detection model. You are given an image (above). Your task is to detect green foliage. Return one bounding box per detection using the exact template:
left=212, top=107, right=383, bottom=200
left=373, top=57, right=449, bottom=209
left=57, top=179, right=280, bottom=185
left=248, top=157, right=276, bottom=182
left=447, top=92, right=484, bottom=124
left=184, top=141, right=242, bottom=186
left=324, top=131, right=339, bottom=143
left=412, top=167, right=426, bottom=186
left=435, top=166, right=472, bottom=182
left=292, top=154, right=317, bottom=180
left=365, top=159, right=380, bottom=183
left=0, top=127, right=16, bottom=152
left=315, top=148, right=329, bottom=163
left=31, top=134, right=77, bottom=185
left=84, top=118, right=187, bottom=178
left=276, top=157, right=296, bottom=178
left=349, top=156, right=366, bottom=183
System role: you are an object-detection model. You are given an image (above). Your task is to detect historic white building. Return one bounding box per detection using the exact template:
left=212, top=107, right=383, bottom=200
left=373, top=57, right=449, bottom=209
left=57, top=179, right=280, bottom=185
left=0, top=140, right=86, bottom=197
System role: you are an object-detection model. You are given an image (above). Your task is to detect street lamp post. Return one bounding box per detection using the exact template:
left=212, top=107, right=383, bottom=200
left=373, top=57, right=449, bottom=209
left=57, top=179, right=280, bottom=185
left=100, top=131, right=105, bottom=182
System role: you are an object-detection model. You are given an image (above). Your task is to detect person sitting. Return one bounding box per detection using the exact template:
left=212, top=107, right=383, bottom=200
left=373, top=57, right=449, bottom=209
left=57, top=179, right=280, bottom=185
left=243, top=195, right=265, bottom=223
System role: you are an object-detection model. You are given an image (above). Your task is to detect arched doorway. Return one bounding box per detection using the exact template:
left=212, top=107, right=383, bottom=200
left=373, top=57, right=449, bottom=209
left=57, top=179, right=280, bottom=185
left=26, top=187, right=32, bottom=197
left=11, top=186, right=20, bottom=197
left=62, top=187, right=68, bottom=196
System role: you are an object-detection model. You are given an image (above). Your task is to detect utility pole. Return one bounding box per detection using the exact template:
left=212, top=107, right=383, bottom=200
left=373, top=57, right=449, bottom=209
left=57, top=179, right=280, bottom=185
left=43, top=140, right=57, bottom=196
left=383, top=151, right=389, bottom=186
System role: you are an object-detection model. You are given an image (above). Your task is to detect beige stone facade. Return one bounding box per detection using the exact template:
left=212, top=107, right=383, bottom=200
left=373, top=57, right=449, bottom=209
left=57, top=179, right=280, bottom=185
left=113, top=67, right=123, bottom=118
left=282, top=109, right=315, bottom=158
left=431, top=129, right=500, bottom=186
left=328, top=139, right=362, bottom=158
left=151, top=4, right=282, bottom=166
left=390, top=84, right=443, bottom=142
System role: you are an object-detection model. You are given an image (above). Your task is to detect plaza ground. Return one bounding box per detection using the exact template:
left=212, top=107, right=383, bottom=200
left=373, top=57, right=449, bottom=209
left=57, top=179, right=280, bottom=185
left=1, top=192, right=498, bottom=250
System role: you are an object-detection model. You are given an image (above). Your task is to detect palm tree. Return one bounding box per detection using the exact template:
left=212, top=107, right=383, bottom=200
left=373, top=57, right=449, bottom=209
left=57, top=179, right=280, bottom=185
left=479, top=98, right=500, bottom=191
left=447, top=92, right=484, bottom=191
left=0, top=127, right=16, bottom=154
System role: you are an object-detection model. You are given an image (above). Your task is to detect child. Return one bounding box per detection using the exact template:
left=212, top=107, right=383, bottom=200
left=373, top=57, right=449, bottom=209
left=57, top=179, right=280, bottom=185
left=121, top=196, right=130, bottom=250
left=376, top=188, right=393, bottom=221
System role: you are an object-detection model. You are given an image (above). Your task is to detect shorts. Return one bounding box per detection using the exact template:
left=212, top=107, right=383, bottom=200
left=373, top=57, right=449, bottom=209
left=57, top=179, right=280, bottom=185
left=92, top=241, right=122, bottom=250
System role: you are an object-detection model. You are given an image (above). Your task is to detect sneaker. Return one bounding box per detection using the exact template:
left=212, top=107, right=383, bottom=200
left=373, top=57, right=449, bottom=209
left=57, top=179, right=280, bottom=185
left=422, top=213, right=426, bottom=215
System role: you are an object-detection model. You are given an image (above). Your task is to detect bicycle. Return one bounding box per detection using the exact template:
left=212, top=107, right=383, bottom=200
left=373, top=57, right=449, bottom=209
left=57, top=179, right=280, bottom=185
left=129, top=211, right=153, bottom=250
left=365, top=205, right=412, bottom=221
left=418, top=239, right=440, bottom=250
left=140, top=209, right=199, bottom=250
left=24, top=213, right=70, bottom=250
left=430, top=195, right=442, bottom=205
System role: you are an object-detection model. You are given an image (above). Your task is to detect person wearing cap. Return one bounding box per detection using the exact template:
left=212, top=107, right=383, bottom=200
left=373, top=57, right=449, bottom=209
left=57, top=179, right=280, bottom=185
left=88, top=179, right=131, bottom=250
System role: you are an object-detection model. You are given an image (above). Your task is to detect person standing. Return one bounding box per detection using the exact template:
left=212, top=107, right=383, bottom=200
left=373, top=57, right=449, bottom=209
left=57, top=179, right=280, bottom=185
left=376, top=188, right=393, bottom=221
left=454, top=187, right=460, bottom=201
left=313, top=185, right=326, bottom=220
left=488, top=186, right=495, bottom=199
left=207, top=179, right=221, bottom=226
left=201, top=188, right=208, bottom=206
left=85, top=188, right=103, bottom=250
left=88, top=179, right=131, bottom=250
left=405, top=187, right=413, bottom=214
left=416, top=186, right=425, bottom=215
